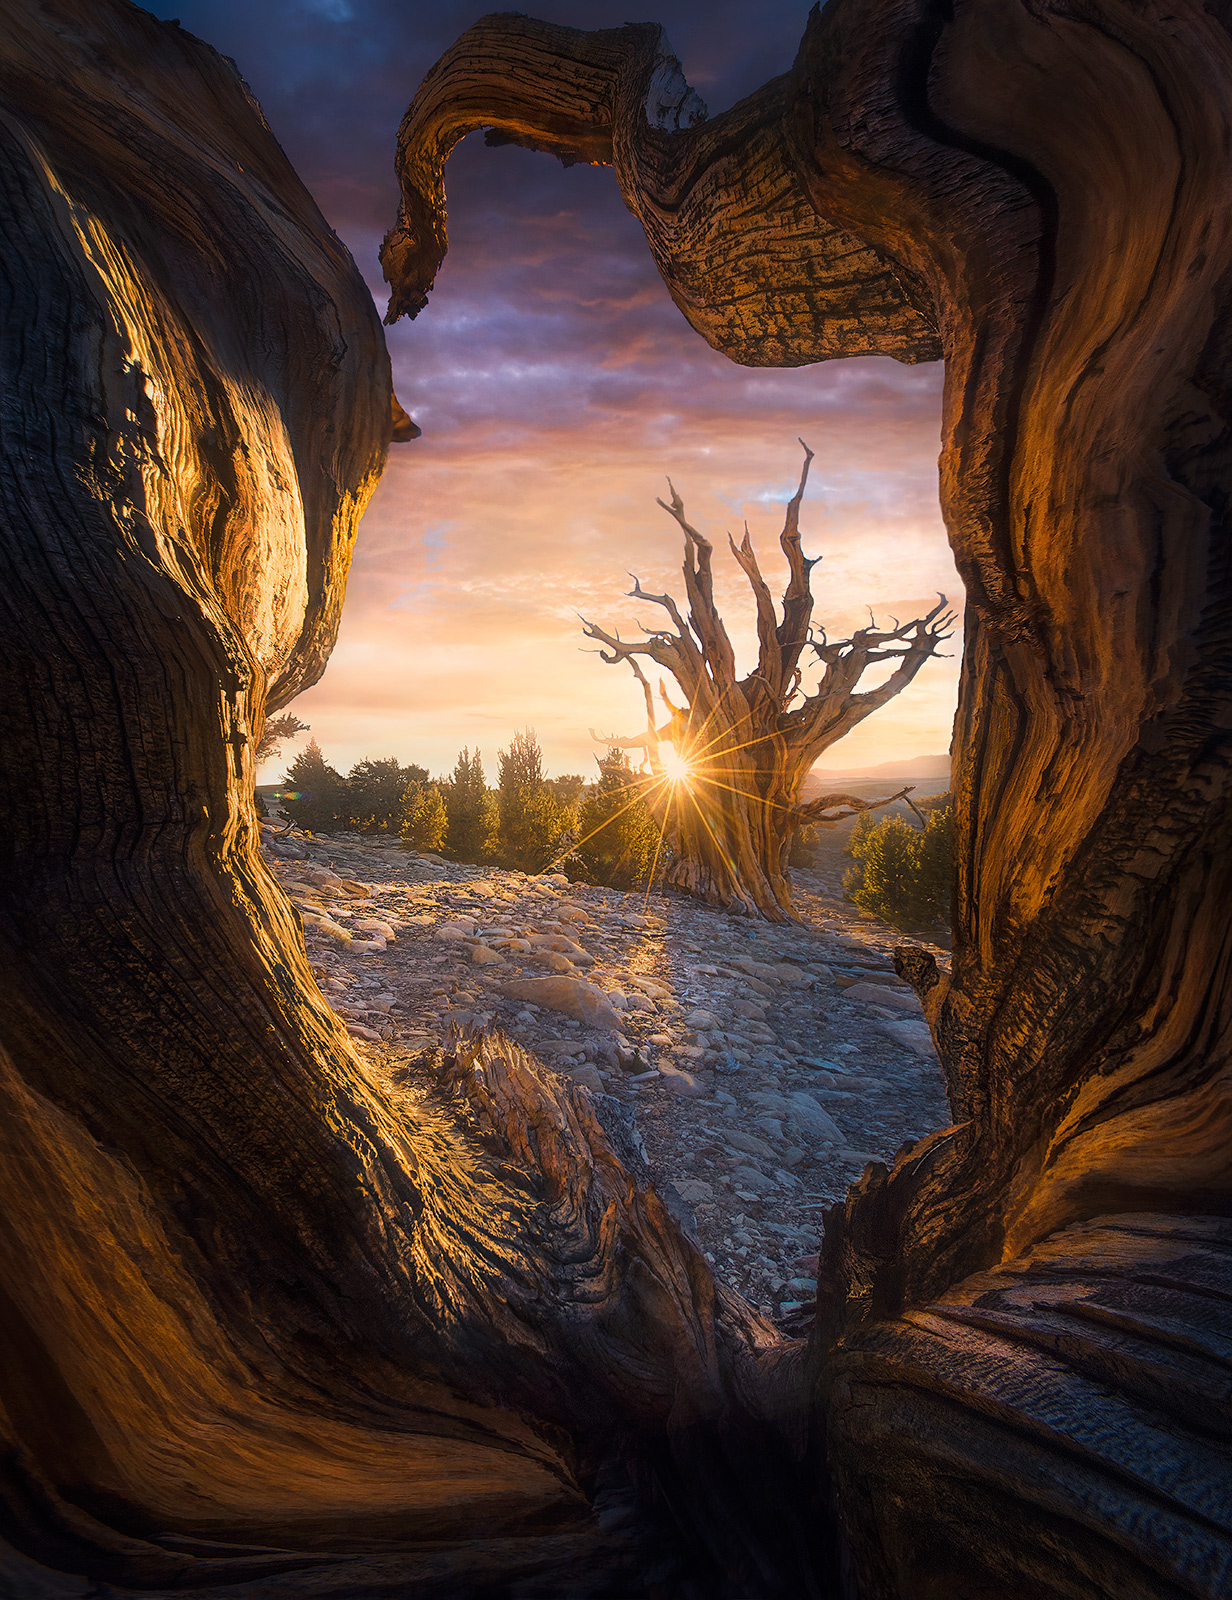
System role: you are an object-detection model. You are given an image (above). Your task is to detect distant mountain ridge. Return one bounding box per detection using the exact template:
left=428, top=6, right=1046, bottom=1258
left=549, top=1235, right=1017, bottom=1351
left=804, top=752, right=951, bottom=791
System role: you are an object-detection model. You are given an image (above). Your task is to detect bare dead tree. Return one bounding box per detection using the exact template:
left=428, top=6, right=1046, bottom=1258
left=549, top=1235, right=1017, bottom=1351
left=581, top=445, right=950, bottom=919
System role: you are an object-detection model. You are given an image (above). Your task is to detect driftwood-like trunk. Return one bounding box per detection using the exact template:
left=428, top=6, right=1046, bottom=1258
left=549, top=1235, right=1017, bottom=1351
left=0, top=7, right=821, bottom=1598
left=582, top=449, right=949, bottom=920
left=385, top=1, right=1232, bottom=1591
left=5, top=1, right=1232, bottom=1597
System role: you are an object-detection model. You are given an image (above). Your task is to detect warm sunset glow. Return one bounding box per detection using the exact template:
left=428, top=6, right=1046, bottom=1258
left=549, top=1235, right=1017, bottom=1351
left=156, top=2, right=960, bottom=784
left=661, top=749, right=693, bottom=784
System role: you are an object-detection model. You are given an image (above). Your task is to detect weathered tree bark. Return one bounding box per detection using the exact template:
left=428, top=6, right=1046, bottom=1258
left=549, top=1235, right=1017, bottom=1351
left=579, top=447, right=949, bottom=920
left=0, top=6, right=823, bottom=1598
left=380, top=4, right=1232, bottom=1595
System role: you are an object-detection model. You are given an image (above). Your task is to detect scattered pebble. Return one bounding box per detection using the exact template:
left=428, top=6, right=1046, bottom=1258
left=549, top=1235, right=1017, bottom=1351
left=261, top=823, right=951, bottom=1326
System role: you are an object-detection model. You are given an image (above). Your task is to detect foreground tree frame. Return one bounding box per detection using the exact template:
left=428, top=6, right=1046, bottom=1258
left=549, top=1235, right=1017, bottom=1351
left=3, top=1, right=1232, bottom=1597
left=582, top=443, right=949, bottom=920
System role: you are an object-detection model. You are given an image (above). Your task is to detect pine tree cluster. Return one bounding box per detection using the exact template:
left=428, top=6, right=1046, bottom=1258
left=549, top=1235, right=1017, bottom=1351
left=275, top=733, right=661, bottom=886
left=842, top=797, right=952, bottom=928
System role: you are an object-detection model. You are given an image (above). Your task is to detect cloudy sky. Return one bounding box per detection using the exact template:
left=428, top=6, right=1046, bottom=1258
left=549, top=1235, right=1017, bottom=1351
left=149, top=0, right=960, bottom=783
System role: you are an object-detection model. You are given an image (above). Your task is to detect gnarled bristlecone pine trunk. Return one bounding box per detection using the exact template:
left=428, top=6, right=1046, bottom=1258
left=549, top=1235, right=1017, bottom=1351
left=581, top=445, right=950, bottom=921
left=384, top=5, right=1232, bottom=1594
left=5, top=2, right=1232, bottom=1598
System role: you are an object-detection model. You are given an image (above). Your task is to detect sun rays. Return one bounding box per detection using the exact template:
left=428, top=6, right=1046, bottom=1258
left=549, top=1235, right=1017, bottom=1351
left=660, top=748, right=693, bottom=784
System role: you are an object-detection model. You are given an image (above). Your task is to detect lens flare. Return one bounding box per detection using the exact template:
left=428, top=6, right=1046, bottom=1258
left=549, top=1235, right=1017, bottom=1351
left=661, top=749, right=692, bottom=784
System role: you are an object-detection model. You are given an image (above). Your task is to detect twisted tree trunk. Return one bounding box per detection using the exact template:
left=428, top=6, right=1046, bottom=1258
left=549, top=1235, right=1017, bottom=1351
left=581, top=450, right=949, bottom=920
left=0, top=6, right=819, bottom=1597
left=387, top=3, right=1232, bottom=1592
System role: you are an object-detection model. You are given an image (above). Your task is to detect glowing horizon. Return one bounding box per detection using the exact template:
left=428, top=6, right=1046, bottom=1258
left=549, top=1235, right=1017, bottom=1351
left=143, top=3, right=961, bottom=790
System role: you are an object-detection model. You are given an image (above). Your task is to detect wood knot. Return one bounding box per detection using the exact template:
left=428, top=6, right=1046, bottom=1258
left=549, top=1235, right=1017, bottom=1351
left=893, top=945, right=939, bottom=996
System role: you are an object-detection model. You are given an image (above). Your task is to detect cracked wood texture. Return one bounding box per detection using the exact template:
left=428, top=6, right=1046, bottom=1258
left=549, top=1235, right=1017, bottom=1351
left=384, top=3, right=1232, bottom=1595
left=0, top=4, right=826, bottom=1598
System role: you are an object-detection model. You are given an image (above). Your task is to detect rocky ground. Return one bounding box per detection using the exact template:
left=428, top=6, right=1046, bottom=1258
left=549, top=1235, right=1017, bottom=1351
left=261, top=824, right=951, bottom=1327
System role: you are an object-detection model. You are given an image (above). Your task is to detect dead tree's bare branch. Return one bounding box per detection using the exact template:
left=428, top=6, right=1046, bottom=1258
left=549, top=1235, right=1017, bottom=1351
left=584, top=448, right=949, bottom=918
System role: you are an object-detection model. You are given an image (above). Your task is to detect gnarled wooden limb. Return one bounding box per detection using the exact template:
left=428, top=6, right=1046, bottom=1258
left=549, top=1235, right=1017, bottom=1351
left=580, top=458, right=948, bottom=920
left=387, top=3, right=1232, bottom=1594
left=381, top=13, right=940, bottom=366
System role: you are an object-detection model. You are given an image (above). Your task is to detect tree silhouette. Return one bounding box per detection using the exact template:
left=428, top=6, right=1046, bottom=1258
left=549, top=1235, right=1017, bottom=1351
left=583, top=445, right=949, bottom=918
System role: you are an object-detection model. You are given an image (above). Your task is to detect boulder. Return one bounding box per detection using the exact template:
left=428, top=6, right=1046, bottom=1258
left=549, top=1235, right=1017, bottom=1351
left=299, top=911, right=351, bottom=943
left=528, top=933, right=585, bottom=953
left=500, top=976, right=624, bottom=1031
left=724, top=1129, right=779, bottom=1162
left=875, top=1018, right=937, bottom=1059
left=785, top=1092, right=844, bottom=1143
left=660, top=1068, right=707, bottom=1099
left=567, top=1063, right=605, bottom=1094
left=353, top=918, right=397, bottom=940
left=683, top=1007, right=720, bottom=1029
left=845, top=981, right=922, bottom=1012
left=728, top=1166, right=776, bottom=1196
left=470, top=945, right=504, bottom=966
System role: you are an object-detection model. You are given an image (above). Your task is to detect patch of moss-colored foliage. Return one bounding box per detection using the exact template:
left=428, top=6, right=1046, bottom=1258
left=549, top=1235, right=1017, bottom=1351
left=575, top=749, right=662, bottom=889
left=844, top=796, right=952, bottom=928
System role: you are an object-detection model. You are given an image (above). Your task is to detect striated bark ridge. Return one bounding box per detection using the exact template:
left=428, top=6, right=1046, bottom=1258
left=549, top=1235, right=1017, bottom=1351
left=386, top=4, right=1232, bottom=1595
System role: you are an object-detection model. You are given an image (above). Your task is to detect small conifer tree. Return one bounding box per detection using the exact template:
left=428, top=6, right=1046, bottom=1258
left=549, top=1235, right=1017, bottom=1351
left=401, top=783, right=447, bottom=852
left=279, top=740, right=349, bottom=833
left=576, top=750, right=661, bottom=887
left=346, top=757, right=428, bottom=833
left=444, top=748, right=497, bottom=863
left=496, top=729, right=573, bottom=874
left=844, top=802, right=953, bottom=927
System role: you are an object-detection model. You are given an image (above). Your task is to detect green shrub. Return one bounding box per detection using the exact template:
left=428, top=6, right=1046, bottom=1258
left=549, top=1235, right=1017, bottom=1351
left=494, top=729, right=576, bottom=874
left=788, top=821, right=823, bottom=867
left=443, top=747, right=498, bottom=864
left=844, top=805, right=952, bottom=927
left=346, top=756, right=428, bottom=834
left=575, top=750, right=661, bottom=888
left=400, top=782, right=447, bottom=853
left=278, top=739, right=350, bottom=832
